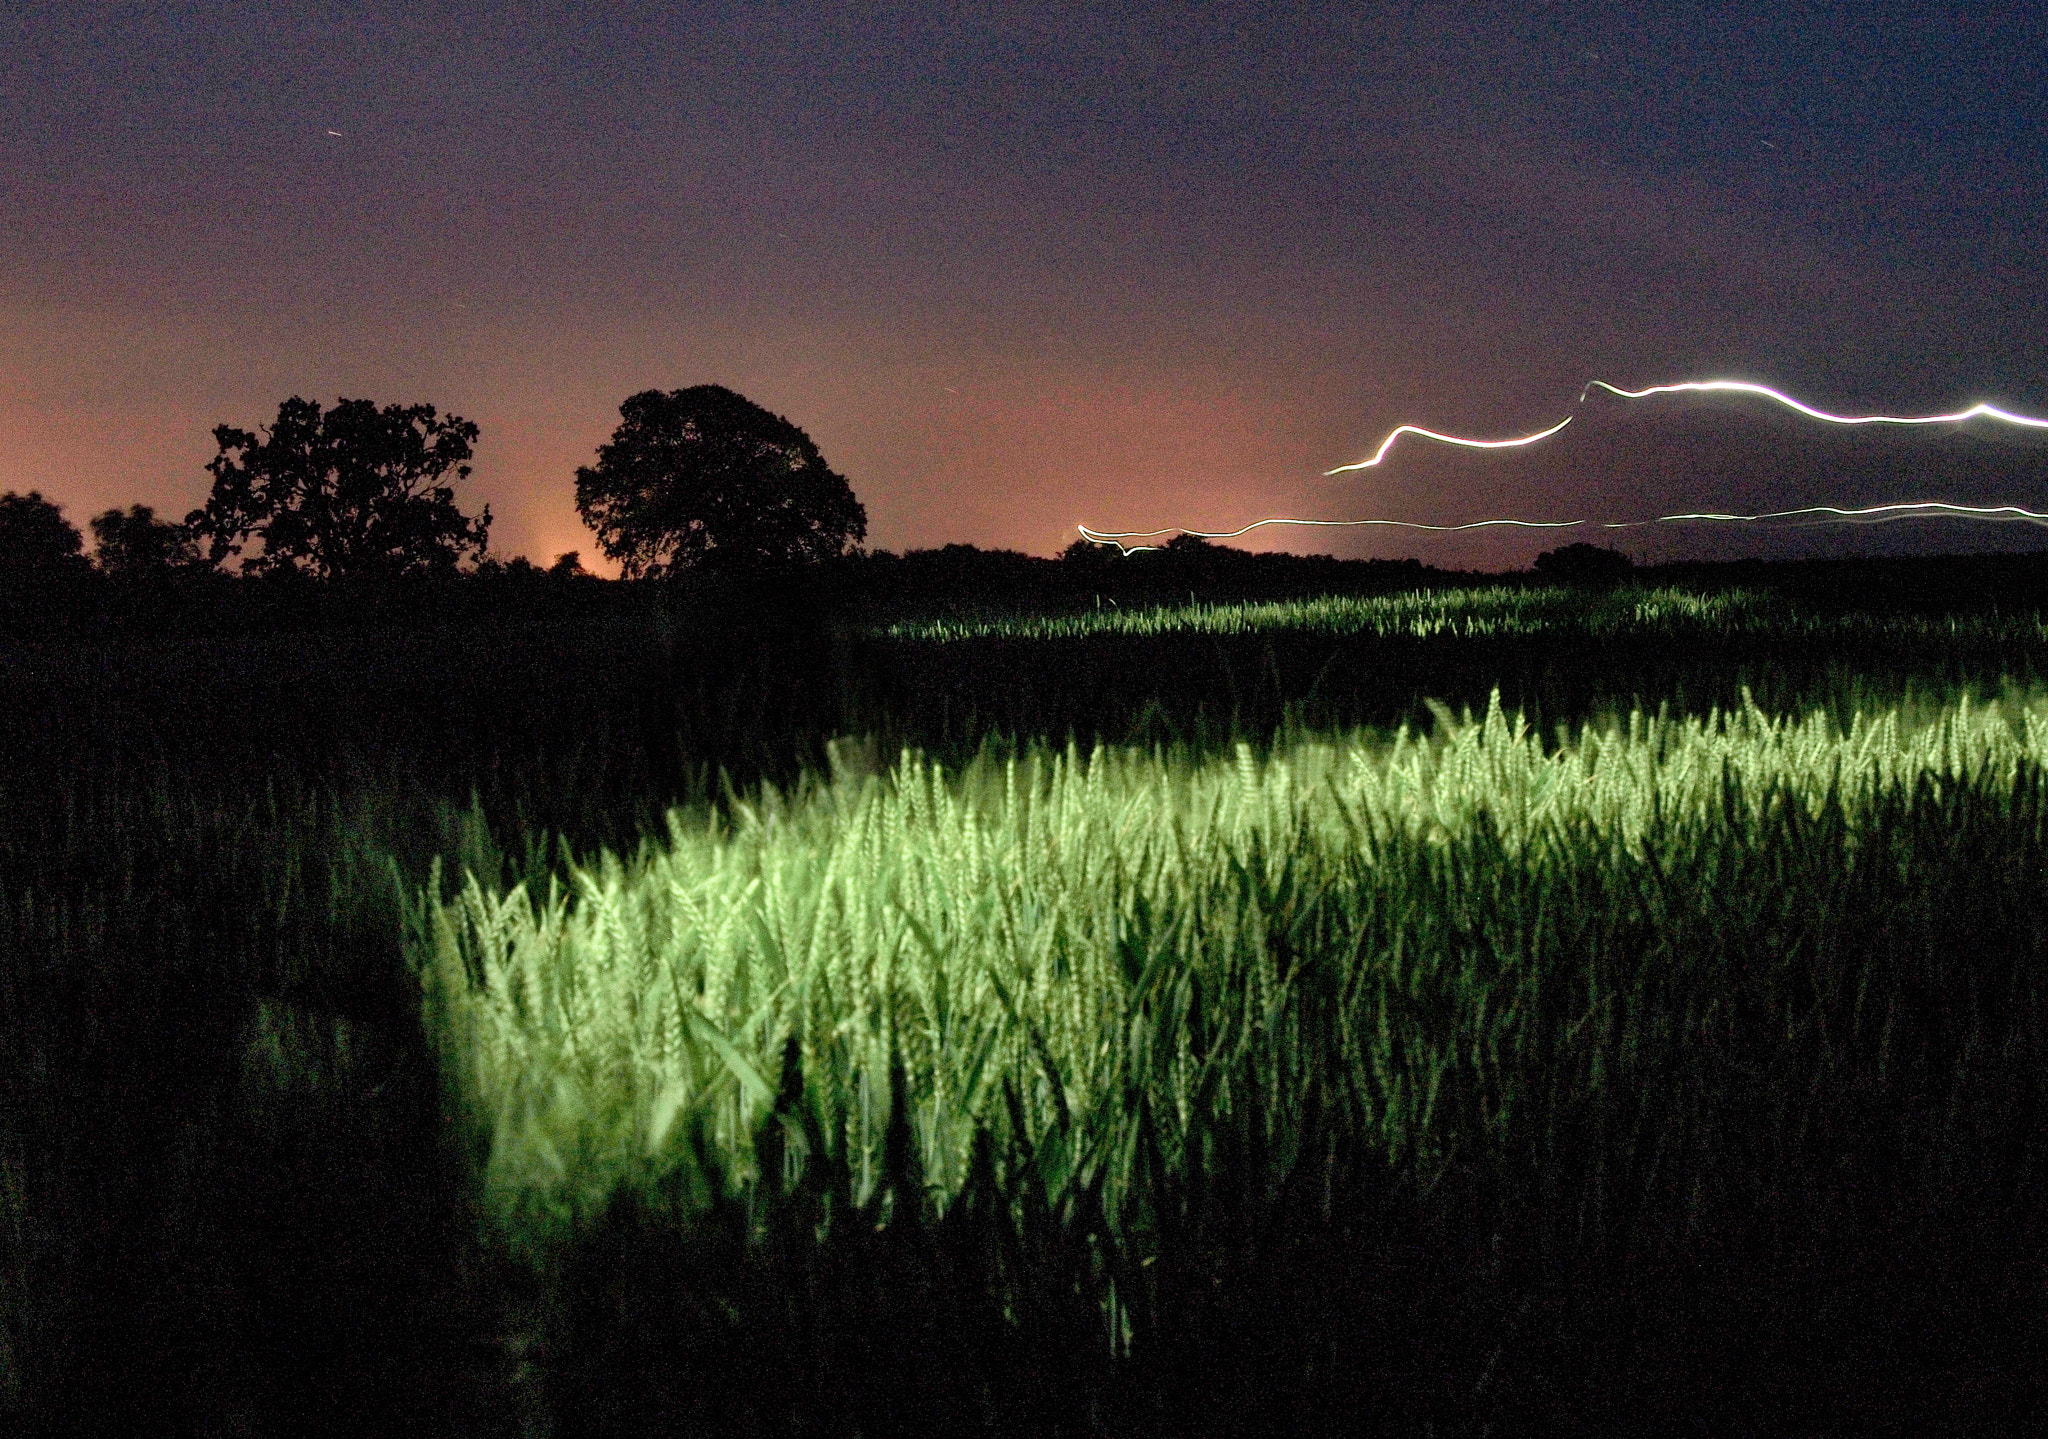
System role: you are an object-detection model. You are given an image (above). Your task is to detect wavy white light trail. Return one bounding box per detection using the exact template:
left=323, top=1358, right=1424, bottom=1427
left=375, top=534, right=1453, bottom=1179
left=1077, top=378, right=2048, bottom=553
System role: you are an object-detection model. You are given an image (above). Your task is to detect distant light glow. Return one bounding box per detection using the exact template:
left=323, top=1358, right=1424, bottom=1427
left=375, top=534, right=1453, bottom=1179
left=1078, top=377, right=2048, bottom=553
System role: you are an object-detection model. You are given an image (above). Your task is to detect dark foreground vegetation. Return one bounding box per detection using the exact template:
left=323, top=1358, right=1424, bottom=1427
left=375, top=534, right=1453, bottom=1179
left=4, top=544, right=2047, bottom=1435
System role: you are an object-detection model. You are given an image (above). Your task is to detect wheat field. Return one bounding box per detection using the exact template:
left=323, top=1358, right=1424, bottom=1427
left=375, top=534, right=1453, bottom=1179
left=10, top=577, right=2046, bottom=1432
left=413, top=682, right=2048, bottom=1320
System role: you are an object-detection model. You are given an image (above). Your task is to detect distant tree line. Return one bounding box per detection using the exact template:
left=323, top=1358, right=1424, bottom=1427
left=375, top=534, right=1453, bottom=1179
left=0, top=383, right=1472, bottom=637
left=0, top=508, right=1463, bottom=645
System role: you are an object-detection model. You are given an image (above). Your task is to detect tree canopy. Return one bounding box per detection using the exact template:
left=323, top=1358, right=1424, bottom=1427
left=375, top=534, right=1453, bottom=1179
left=1534, top=542, right=1634, bottom=585
left=90, top=504, right=202, bottom=578
left=574, top=385, right=866, bottom=579
left=185, top=397, right=491, bottom=580
left=0, top=490, right=91, bottom=583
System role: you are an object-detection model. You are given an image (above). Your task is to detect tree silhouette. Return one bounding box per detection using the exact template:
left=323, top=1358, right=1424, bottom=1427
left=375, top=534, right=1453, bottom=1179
left=575, top=386, right=866, bottom=579
left=1534, top=542, right=1634, bottom=586
left=0, top=490, right=92, bottom=583
left=1061, top=537, right=1116, bottom=570
left=90, top=504, right=202, bottom=578
left=186, top=397, right=491, bottom=579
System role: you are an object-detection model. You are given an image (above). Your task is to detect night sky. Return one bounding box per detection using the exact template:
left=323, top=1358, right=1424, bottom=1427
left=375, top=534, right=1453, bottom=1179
left=8, top=2, right=2046, bottom=574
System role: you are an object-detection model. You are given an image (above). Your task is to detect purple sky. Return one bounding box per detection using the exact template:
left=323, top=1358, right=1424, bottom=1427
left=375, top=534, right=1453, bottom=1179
left=7, top=2, right=2046, bottom=574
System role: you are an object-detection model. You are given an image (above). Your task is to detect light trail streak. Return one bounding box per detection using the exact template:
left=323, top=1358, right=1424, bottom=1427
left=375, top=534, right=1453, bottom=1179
left=1577, top=380, right=2048, bottom=433
left=1079, top=378, right=2048, bottom=552
left=1078, top=502, right=2048, bottom=553
left=1649, top=501, right=2048, bottom=528
left=1323, top=414, right=1575, bottom=473
left=1079, top=515, right=1585, bottom=549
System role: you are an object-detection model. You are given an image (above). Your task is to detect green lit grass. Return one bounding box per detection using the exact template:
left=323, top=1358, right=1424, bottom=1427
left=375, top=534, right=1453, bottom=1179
left=415, top=685, right=2048, bottom=1299
left=878, top=581, right=2048, bottom=647
left=881, top=582, right=1724, bottom=641
left=860, top=583, right=2048, bottom=778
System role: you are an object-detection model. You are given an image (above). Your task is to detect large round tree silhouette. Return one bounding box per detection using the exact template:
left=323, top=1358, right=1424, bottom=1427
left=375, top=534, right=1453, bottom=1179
left=575, top=386, right=867, bottom=579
